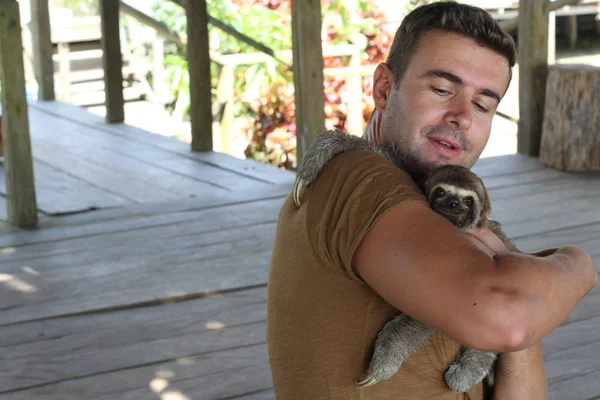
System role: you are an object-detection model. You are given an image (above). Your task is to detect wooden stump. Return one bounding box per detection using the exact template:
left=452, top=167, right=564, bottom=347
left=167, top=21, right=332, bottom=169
left=539, top=64, right=600, bottom=172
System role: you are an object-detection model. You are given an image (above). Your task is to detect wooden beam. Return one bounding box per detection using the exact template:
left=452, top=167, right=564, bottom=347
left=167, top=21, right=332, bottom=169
left=186, top=0, right=213, bottom=151
left=517, top=0, right=549, bottom=156
left=119, top=1, right=184, bottom=49
left=500, top=0, right=580, bottom=32
left=30, top=0, right=55, bottom=101
left=0, top=0, right=38, bottom=228
left=292, top=0, right=325, bottom=165
left=100, top=0, right=124, bottom=123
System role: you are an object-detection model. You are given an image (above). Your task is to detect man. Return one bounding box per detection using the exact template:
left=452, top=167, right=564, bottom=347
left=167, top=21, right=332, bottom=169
left=266, top=2, right=598, bottom=399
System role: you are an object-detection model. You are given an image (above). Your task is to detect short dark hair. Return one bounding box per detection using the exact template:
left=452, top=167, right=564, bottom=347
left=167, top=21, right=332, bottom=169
left=386, top=1, right=516, bottom=86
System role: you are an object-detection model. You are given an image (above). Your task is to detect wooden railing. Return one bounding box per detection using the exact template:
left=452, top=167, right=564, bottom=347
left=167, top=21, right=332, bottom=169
left=1, top=0, right=588, bottom=228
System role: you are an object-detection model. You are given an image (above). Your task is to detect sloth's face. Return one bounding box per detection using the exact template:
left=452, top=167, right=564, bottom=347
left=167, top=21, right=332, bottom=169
left=428, top=184, right=481, bottom=229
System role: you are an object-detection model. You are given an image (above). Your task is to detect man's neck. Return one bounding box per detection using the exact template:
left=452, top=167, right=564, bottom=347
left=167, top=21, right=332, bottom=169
left=363, top=109, right=382, bottom=144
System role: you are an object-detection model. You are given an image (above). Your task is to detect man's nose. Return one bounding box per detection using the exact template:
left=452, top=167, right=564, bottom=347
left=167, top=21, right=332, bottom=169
left=444, top=94, right=472, bottom=132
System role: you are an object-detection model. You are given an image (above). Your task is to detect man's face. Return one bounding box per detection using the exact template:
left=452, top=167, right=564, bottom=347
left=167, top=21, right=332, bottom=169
left=374, top=29, right=511, bottom=172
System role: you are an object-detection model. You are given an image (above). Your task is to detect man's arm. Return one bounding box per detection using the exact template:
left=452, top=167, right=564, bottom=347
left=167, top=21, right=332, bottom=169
left=467, top=226, right=547, bottom=398
left=490, top=342, right=547, bottom=399
left=351, top=200, right=598, bottom=353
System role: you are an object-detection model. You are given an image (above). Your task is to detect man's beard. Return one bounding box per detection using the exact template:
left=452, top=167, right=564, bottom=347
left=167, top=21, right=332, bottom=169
left=378, top=140, right=432, bottom=188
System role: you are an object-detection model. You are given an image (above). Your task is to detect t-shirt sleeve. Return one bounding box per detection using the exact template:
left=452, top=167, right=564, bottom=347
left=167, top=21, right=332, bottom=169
left=304, top=149, right=428, bottom=281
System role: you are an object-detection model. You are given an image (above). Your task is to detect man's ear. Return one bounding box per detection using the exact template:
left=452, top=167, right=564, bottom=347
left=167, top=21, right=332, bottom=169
left=372, top=63, right=394, bottom=112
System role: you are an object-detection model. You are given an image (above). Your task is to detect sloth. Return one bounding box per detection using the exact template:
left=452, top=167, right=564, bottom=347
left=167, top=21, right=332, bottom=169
left=293, top=129, right=511, bottom=393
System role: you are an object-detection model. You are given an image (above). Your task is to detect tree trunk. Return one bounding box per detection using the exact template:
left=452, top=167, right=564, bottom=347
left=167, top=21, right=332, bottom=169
left=539, top=64, right=600, bottom=172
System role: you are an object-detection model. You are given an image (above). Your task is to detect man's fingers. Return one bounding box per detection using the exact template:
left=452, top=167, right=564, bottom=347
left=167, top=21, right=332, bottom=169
left=465, top=226, right=509, bottom=255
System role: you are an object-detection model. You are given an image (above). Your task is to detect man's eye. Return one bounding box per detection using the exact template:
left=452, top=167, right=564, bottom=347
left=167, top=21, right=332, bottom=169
left=432, top=87, right=450, bottom=96
left=474, top=102, right=489, bottom=113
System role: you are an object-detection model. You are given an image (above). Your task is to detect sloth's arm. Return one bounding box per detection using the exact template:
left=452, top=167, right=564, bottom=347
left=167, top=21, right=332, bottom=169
left=352, top=200, right=598, bottom=353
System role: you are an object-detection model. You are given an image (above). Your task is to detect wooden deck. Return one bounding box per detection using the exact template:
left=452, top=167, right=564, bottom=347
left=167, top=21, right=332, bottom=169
left=1, top=101, right=599, bottom=399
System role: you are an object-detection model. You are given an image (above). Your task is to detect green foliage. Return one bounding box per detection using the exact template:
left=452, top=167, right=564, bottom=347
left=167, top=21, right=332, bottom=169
left=151, top=0, right=394, bottom=170
left=51, top=0, right=98, bottom=16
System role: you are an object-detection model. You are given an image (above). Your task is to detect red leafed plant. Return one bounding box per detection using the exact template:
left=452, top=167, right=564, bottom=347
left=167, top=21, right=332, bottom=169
left=238, top=0, right=395, bottom=170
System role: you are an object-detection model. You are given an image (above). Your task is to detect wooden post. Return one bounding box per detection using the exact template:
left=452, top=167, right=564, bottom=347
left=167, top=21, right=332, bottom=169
left=567, top=14, right=578, bottom=49
left=548, top=11, right=556, bottom=64
left=517, top=0, right=549, bottom=157
left=215, top=64, right=234, bottom=154
left=100, top=0, right=125, bottom=123
left=30, top=0, right=55, bottom=100
left=346, top=47, right=363, bottom=136
left=0, top=0, right=38, bottom=228
left=539, top=64, right=600, bottom=171
left=292, top=0, right=325, bottom=165
left=186, top=0, right=213, bottom=151
left=57, top=41, right=71, bottom=102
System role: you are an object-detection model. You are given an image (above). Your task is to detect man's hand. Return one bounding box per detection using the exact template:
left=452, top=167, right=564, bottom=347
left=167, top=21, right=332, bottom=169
left=466, top=227, right=549, bottom=398
left=464, top=226, right=511, bottom=255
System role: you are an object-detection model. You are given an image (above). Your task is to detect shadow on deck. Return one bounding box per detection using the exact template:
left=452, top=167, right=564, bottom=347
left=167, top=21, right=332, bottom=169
left=0, top=102, right=599, bottom=399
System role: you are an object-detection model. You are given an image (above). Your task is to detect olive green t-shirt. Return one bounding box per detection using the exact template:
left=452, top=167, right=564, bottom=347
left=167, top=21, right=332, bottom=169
left=266, top=150, right=483, bottom=399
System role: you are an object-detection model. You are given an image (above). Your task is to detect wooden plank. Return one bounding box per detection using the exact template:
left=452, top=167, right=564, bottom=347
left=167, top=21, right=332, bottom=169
left=0, top=214, right=280, bottom=270
left=0, top=219, right=276, bottom=277
left=99, top=0, right=124, bottom=123
left=28, top=101, right=297, bottom=185
left=0, top=196, right=285, bottom=248
left=490, top=178, right=600, bottom=224
left=487, top=172, right=600, bottom=201
left=0, top=0, right=38, bottom=228
left=1, top=343, right=272, bottom=400
left=186, top=0, right=213, bottom=151
left=548, top=369, right=600, bottom=400
left=36, top=184, right=291, bottom=230
left=0, top=241, right=273, bottom=326
left=502, top=195, right=600, bottom=239
left=291, top=0, right=325, bottom=165
left=517, top=0, right=549, bottom=156
left=0, top=202, right=282, bottom=325
left=27, top=108, right=273, bottom=192
left=514, top=221, right=600, bottom=254
left=0, top=159, right=131, bottom=215
left=543, top=315, right=600, bottom=399
left=471, top=153, right=547, bottom=178
left=30, top=140, right=183, bottom=203
left=482, top=167, right=564, bottom=190
left=0, top=287, right=268, bottom=392
left=30, top=0, right=55, bottom=101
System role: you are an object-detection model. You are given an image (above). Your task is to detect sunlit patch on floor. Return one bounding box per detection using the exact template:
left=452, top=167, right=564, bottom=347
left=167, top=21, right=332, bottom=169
left=205, top=320, right=225, bottom=330
left=176, top=357, right=194, bottom=366
left=161, top=391, right=191, bottom=400
left=0, top=274, right=37, bottom=293
left=150, top=378, right=169, bottom=393
left=22, top=266, right=40, bottom=276
left=0, top=247, right=16, bottom=254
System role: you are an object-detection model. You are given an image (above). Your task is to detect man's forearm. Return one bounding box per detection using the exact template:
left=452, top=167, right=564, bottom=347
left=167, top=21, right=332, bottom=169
left=492, top=342, right=547, bottom=399
left=492, top=246, right=597, bottom=349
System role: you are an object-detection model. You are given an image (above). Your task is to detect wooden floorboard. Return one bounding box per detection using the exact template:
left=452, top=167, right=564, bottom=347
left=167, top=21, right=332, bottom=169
left=0, top=159, right=132, bottom=215
left=0, top=287, right=268, bottom=394
left=0, top=206, right=280, bottom=325
left=1, top=106, right=600, bottom=398
left=28, top=108, right=275, bottom=194
left=1, top=343, right=272, bottom=400
left=0, top=196, right=286, bottom=248
left=29, top=100, right=295, bottom=185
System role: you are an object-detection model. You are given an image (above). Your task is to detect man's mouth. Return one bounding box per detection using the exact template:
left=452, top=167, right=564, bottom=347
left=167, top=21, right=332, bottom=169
left=428, top=137, right=463, bottom=156
left=429, top=137, right=462, bottom=150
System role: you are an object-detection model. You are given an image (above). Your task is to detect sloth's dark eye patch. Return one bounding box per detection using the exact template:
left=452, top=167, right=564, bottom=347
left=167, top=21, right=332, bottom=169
left=434, top=187, right=445, bottom=198
left=464, top=196, right=474, bottom=206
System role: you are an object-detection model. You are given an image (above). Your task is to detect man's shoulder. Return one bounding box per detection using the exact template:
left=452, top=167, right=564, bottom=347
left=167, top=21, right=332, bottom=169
left=313, top=148, right=424, bottom=202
